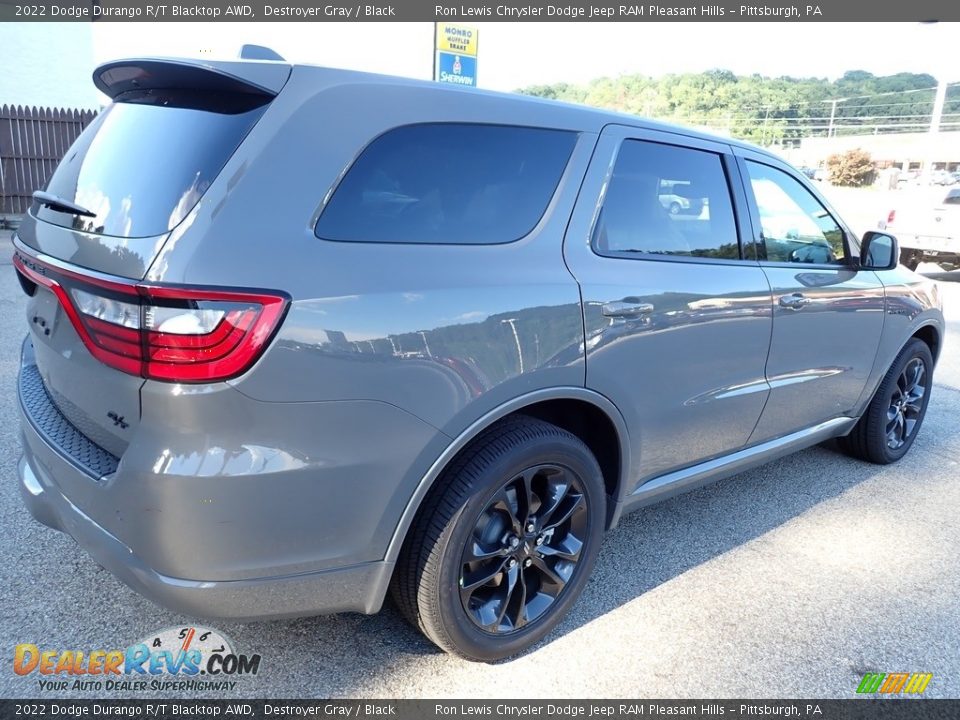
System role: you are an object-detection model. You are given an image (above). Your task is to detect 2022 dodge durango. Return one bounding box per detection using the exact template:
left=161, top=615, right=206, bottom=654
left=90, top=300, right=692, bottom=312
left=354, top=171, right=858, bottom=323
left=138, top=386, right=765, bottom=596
left=15, top=55, right=944, bottom=661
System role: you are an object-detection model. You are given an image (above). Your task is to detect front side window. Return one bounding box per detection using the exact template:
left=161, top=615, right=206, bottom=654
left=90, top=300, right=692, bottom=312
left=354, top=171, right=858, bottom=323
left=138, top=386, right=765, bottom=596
left=593, top=139, right=740, bottom=260
left=745, top=161, right=848, bottom=265
left=315, top=124, right=577, bottom=245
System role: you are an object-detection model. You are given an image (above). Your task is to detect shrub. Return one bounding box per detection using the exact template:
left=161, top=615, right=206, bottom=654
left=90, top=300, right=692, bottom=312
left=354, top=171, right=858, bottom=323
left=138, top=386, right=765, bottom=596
left=826, top=148, right=876, bottom=187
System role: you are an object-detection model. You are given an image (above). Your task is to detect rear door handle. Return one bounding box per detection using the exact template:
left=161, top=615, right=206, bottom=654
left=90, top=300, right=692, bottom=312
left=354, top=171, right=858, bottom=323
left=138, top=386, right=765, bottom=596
left=778, top=293, right=811, bottom=310
left=601, top=300, right=655, bottom=318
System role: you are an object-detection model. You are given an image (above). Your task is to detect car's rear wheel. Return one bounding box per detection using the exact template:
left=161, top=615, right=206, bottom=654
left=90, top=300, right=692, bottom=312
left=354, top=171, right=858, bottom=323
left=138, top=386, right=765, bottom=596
left=668, top=201, right=682, bottom=215
left=392, top=415, right=606, bottom=661
left=839, top=338, right=933, bottom=464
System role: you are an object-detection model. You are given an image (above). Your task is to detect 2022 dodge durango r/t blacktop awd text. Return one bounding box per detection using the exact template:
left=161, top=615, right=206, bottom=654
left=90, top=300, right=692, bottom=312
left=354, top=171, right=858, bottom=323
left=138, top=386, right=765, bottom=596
left=15, top=54, right=944, bottom=661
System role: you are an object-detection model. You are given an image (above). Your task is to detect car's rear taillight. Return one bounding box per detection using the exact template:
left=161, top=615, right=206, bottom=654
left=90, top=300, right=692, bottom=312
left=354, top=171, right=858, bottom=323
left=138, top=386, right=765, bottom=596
left=14, top=252, right=288, bottom=383
left=887, top=209, right=896, bottom=224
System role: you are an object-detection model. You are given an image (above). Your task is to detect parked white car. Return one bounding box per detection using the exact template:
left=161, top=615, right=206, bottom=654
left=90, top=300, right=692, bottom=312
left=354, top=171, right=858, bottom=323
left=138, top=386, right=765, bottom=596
left=882, top=188, right=960, bottom=271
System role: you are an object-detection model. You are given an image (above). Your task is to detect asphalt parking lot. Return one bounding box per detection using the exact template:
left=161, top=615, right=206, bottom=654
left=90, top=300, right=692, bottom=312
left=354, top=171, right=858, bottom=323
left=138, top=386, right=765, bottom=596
left=0, top=229, right=958, bottom=699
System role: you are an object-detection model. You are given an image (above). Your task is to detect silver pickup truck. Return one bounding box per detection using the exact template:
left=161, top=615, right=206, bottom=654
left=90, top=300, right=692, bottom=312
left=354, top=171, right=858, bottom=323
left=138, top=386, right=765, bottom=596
left=883, top=188, right=960, bottom=271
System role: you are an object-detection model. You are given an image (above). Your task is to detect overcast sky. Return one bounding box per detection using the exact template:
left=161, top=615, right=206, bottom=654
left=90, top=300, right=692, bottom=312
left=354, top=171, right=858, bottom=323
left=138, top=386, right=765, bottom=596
left=90, top=22, right=959, bottom=91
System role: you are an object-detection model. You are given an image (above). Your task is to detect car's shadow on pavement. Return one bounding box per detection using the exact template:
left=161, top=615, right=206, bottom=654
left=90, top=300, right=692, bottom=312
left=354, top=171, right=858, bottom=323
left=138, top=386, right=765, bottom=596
left=197, top=382, right=960, bottom=688
left=6, top=389, right=955, bottom=697
left=233, top=429, right=930, bottom=671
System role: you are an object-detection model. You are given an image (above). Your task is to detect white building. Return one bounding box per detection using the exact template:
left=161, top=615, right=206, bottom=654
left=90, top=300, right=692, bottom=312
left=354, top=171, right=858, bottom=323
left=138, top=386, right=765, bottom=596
left=781, top=132, right=960, bottom=173
left=0, top=24, right=99, bottom=109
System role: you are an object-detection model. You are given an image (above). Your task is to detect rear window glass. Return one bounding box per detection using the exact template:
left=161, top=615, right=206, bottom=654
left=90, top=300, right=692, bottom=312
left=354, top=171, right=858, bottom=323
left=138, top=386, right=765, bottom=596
left=594, top=139, right=740, bottom=260
left=314, top=123, right=577, bottom=245
left=37, top=90, right=267, bottom=238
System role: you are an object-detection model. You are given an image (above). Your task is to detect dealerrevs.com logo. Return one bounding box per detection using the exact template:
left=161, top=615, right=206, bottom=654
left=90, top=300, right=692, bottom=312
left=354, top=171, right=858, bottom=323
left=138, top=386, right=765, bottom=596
left=13, top=626, right=261, bottom=693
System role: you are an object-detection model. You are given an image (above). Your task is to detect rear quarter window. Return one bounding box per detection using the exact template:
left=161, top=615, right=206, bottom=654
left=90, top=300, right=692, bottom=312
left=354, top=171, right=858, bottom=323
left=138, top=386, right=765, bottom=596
left=314, top=123, right=578, bottom=245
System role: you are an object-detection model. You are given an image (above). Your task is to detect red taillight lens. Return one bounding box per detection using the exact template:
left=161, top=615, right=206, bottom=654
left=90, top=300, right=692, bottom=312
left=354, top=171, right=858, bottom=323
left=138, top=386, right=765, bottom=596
left=887, top=209, right=896, bottom=224
left=14, top=252, right=288, bottom=383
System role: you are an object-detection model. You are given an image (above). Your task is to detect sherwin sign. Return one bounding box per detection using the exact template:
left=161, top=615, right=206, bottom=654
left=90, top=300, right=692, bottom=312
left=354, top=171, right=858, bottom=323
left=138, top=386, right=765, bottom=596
left=435, top=23, right=478, bottom=87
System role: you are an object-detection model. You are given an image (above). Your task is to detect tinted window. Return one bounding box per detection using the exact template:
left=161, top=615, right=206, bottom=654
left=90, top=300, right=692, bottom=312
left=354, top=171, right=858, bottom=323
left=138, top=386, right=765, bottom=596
left=746, top=161, right=847, bottom=265
left=38, top=90, right=267, bottom=238
left=315, top=124, right=576, bottom=244
left=944, top=189, right=960, bottom=206
left=594, top=140, right=740, bottom=260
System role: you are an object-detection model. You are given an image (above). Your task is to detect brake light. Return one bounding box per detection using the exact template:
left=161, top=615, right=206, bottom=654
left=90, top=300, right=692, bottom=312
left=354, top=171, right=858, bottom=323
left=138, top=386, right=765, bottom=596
left=13, top=252, right=288, bottom=383
left=887, top=209, right=896, bottom=224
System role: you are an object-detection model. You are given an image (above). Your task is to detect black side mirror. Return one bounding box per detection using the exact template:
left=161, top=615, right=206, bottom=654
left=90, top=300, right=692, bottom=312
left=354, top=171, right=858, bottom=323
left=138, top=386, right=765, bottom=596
left=861, top=231, right=899, bottom=271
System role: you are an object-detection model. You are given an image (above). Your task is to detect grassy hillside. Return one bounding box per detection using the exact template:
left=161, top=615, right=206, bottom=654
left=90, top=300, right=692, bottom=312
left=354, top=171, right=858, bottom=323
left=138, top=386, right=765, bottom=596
left=519, top=70, right=959, bottom=144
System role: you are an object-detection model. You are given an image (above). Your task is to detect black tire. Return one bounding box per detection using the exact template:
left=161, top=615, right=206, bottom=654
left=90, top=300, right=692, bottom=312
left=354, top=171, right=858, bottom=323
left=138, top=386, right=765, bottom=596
left=391, top=415, right=606, bottom=661
left=839, top=338, right=933, bottom=464
left=668, top=201, right=682, bottom=215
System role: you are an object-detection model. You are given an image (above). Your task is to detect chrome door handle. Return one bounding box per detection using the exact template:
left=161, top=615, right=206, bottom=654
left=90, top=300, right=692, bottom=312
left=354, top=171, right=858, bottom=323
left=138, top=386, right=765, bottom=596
left=778, top=293, right=811, bottom=310
left=602, top=300, right=655, bottom=318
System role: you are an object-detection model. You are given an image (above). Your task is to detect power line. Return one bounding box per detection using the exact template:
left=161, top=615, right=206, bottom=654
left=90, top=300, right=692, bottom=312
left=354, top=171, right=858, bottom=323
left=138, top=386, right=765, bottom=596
left=675, top=82, right=960, bottom=113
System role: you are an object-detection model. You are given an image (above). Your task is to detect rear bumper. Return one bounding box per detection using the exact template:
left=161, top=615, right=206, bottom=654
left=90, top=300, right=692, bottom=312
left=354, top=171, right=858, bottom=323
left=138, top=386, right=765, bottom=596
left=16, top=337, right=447, bottom=620
left=19, top=451, right=393, bottom=619
left=891, top=234, right=956, bottom=255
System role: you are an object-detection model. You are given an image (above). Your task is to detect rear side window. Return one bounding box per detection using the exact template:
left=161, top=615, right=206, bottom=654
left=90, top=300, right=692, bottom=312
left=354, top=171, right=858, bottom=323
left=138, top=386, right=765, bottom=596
left=314, top=124, right=577, bottom=245
left=594, top=139, right=740, bottom=260
left=37, top=90, right=267, bottom=238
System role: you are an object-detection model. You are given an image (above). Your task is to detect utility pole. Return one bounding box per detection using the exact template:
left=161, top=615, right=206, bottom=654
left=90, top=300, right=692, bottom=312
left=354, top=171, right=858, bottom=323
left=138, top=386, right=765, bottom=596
left=927, top=77, right=948, bottom=174
left=431, top=22, right=438, bottom=81
left=828, top=99, right=838, bottom=138
left=931, top=78, right=947, bottom=133
left=921, top=21, right=946, bottom=176
left=501, top=319, right=524, bottom=374
left=419, top=331, right=432, bottom=358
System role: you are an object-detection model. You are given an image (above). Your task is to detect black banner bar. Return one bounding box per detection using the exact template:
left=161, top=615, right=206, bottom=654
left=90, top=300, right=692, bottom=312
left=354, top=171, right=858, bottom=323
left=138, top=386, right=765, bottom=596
left=2, top=700, right=959, bottom=720
left=0, top=0, right=958, bottom=22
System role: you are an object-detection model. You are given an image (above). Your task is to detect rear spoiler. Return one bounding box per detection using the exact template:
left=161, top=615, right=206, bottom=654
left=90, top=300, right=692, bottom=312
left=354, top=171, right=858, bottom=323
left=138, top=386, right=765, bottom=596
left=93, top=57, right=292, bottom=100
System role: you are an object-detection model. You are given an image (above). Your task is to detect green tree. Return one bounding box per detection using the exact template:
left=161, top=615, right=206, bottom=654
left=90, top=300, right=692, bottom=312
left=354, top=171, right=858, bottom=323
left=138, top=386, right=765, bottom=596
left=826, top=149, right=876, bottom=187
left=517, top=69, right=958, bottom=145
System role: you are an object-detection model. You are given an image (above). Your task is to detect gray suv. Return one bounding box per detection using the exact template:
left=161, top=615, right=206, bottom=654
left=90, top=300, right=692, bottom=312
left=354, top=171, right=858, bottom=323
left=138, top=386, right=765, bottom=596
left=15, top=56, right=944, bottom=661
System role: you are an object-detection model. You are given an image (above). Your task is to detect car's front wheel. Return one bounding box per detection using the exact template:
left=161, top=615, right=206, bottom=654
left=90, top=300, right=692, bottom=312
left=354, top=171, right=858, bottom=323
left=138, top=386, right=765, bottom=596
left=839, top=338, right=933, bottom=464
left=392, top=416, right=606, bottom=661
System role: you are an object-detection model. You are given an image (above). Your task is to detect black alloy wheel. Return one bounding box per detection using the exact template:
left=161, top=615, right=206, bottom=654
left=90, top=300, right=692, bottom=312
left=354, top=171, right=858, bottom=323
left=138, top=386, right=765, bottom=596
left=459, top=463, right=588, bottom=634
left=884, top=357, right=926, bottom=451
left=839, top=337, right=933, bottom=464
left=392, top=416, right=606, bottom=661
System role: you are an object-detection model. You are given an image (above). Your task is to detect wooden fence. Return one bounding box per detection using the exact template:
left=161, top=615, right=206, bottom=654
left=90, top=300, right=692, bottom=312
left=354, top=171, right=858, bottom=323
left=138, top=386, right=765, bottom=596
left=0, top=105, right=98, bottom=215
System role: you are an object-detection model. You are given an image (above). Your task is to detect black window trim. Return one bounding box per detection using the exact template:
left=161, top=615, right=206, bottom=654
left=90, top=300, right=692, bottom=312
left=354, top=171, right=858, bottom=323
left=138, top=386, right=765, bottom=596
left=589, top=137, right=752, bottom=266
left=736, top=155, right=860, bottom=271
left=312, top=121, right=581, bottom=246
